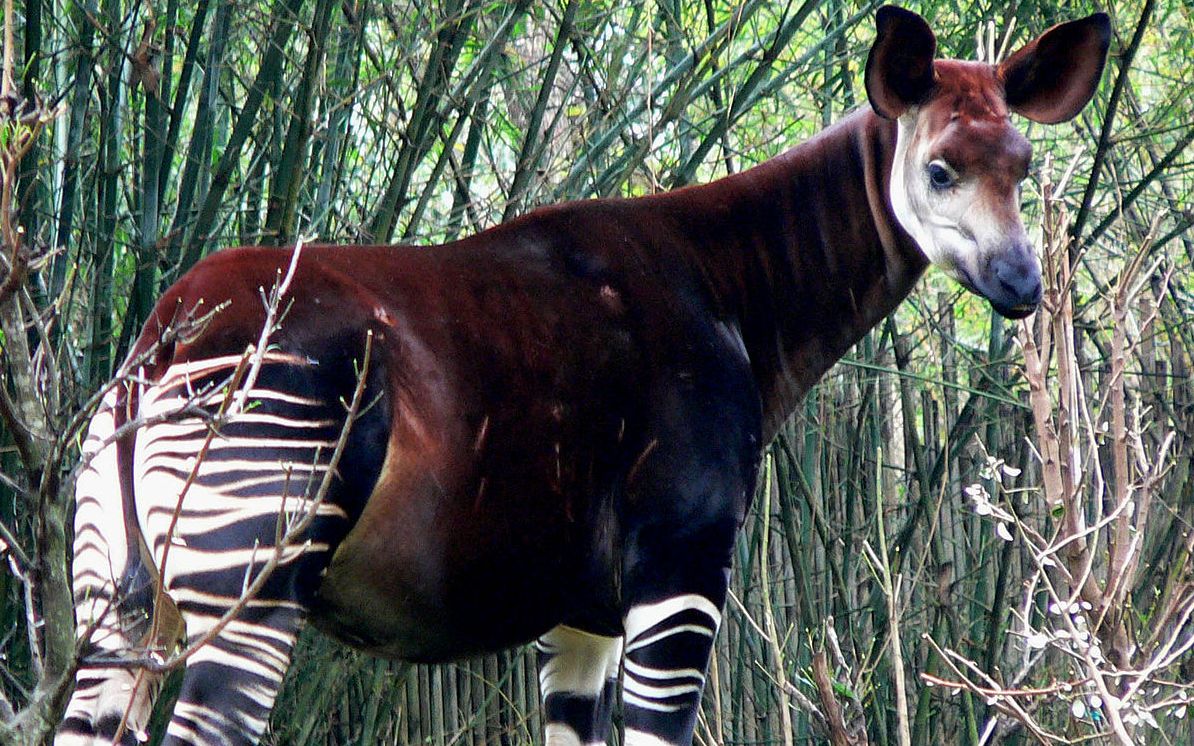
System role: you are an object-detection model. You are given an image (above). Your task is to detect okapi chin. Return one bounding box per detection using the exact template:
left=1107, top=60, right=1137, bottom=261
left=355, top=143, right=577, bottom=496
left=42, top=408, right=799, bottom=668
left=58, top=6, right=1110, bottom=746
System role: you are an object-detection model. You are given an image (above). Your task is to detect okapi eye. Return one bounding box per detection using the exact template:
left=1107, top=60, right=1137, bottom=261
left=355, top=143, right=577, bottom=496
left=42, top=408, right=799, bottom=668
left=927, top=161, right=955, bottom=190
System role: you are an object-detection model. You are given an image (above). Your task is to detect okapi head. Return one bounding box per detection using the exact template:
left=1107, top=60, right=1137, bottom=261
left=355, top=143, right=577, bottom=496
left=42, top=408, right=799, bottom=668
left=866, top=6, right=1110, bottom=318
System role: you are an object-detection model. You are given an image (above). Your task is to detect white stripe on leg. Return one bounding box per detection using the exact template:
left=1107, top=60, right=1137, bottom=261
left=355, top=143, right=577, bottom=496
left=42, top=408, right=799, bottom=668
left=620, top=593, right=722, bottom=745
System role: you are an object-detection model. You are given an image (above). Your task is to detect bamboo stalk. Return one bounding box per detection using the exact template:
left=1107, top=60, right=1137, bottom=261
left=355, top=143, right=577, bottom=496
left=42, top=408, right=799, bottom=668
left=312, top=0, right=367, bottom=237
left=50, top=0, right=99, bottom=297
left=263, top=0, right=335, bottom=245
left=175, top=0, right=307, bottom=274
left=166, top=0, right=231, bottom=270
left=501, top=0, right=578, bottom=220
left=368, top=0, right=473, bottom=243
left=1069, top=0, right=1155, bottom=252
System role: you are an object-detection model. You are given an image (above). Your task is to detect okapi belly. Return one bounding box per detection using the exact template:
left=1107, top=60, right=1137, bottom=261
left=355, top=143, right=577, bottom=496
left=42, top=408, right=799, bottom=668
left=310, top=519, right=573, bottom=663
left=308, top=454, right=622, bottom=661
left=306, top=461, right=582, bottom=662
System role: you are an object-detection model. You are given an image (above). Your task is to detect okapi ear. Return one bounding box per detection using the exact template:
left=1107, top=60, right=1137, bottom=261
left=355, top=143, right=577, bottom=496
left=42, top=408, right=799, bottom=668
left=865, top=6, right=937, bottom=119
left=998, top=13, right=1112, bottom=124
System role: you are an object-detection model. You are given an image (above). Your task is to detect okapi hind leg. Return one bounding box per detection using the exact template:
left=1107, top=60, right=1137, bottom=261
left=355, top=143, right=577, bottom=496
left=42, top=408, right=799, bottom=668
left=161, top=606, right=305, bottom=745
left=58, top=390, right=182, bottom=746
left=131, top=351, right=388, bottom=745
left=535, top=625, right=623, bottom=746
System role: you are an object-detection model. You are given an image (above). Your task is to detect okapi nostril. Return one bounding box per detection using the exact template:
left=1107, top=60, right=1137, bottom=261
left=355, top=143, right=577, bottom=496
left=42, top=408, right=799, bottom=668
left=992, top=252, right=1041, bottom=300
left=1027, top=281, right=1043, bottom=304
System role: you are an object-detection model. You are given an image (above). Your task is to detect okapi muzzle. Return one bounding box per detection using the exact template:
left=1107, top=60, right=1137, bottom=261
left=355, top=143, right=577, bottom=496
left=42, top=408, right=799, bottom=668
left=869, top=6, right=1110, bottom=319
left=57, top=6, right=1111, bottom=746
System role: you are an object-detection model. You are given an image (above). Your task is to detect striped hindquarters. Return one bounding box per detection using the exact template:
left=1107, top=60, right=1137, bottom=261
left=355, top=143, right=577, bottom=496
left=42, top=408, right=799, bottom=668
left=133, top=354, right=355, bottom=744
left=60, top=346, right=384, bottom=745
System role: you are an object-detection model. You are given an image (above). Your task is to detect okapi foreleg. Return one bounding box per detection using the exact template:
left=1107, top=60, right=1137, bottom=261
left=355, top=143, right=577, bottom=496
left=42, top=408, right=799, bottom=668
left=535, top=625, right=623, bottom=746
left=621, top=593, right=724, bottom=745
left=610, top=322, right=759, bottom=745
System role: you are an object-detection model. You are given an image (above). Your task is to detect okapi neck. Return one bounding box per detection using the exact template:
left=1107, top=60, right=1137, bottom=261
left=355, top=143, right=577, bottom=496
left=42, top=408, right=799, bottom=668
left=658, top=107, right=928, bottom=440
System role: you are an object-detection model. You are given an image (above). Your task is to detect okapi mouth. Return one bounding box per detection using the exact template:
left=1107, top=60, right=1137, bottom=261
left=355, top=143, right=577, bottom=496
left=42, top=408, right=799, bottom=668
left=991, top=300, right=1039, bottom=320
left=955, top=265, right=1041, bottom=320
left=986, top=266, right=1043, bottom=319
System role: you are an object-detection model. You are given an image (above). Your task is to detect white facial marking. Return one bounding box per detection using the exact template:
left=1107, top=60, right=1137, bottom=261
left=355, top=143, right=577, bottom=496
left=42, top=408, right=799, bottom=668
left=891, top=112, right=971, bottom=276
left=889, top=109, right=1023, bottom=298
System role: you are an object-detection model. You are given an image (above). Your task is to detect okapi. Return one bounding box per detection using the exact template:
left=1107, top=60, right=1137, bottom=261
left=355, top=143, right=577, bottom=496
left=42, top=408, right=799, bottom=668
left=59, top=6, right=1110, bottom=745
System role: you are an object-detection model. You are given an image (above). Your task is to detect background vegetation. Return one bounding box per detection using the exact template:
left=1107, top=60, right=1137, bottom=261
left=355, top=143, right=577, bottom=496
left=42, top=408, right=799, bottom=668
left=0, top=0, right=1190, bottom=743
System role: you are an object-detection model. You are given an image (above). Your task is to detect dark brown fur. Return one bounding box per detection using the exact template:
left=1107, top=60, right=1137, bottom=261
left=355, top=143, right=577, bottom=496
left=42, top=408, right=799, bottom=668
left=133, top=109, right=920, bottom=657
